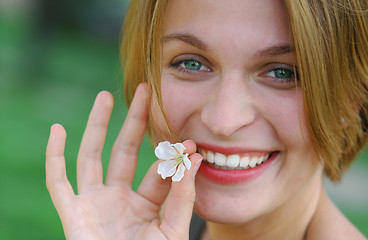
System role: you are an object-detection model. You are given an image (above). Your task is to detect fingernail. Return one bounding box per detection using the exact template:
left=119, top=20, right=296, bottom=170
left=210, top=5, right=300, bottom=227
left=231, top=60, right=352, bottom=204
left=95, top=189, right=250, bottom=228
left=192, top=158, right=203, bottom=177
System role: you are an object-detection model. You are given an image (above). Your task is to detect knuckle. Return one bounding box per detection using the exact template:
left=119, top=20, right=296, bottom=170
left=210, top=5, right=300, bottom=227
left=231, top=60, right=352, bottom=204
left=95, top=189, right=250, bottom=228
left=112, top=142, right=139, bottom=159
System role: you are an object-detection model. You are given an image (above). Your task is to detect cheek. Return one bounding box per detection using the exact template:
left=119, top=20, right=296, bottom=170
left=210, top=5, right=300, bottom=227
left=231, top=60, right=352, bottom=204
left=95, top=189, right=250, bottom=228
left=150, top=77, right=205, bottom=142
left=161, top=85, right=184, bottom=128
left=264, top=91, right=309, bottom=148
left=160, top=77, right=207, bottom=134
left=262, top=91, right=321, bottom=175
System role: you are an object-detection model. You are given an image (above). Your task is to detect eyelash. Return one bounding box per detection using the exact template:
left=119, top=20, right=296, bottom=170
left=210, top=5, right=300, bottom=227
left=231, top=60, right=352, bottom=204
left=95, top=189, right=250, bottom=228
left=169, top=58, right=211, bottom=74
left=262, top=66, right=299, bottom=83
left=169, top=58, right=299, bottom=87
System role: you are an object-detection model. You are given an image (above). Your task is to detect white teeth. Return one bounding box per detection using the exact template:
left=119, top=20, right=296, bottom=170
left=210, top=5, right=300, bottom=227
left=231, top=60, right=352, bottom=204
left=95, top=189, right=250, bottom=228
left=226, top=155, right=240, bottom=168
left=239, top=156, right=250, bottom=168
left=207, top=151, right=215, bottom=163
left=201, top=151, right=207, bottom=160
left=249, top=157, right=258, bottom=168
left=257, top=156, right=263, bottom=165
left=199, top=149, right=271, bottom=169
left=214, top=153, right=227, bottom=166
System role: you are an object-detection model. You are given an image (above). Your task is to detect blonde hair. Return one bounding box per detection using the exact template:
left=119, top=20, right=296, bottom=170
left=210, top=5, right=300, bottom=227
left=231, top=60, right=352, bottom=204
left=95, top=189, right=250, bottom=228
left=121, top=0, right=368, bottom=181
left=284, top=0, right=368, bottom=181
left=121, top=0, right=170, bottom=137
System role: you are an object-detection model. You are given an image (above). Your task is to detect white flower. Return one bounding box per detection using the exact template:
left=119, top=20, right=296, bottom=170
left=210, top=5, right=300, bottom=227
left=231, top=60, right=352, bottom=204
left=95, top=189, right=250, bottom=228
left=155, top=141, right=191, bottom=182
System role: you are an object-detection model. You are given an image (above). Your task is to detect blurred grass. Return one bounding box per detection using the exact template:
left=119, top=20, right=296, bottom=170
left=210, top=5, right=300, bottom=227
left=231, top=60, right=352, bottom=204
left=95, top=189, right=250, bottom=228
left=0, top=2, right=367, bottom=239
left=0, top=5, right=154, bottom=239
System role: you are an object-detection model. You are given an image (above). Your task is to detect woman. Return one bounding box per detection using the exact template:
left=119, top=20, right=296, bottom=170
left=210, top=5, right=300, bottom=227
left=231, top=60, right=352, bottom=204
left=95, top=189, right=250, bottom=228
left=46, top=0, right=368, bottom=239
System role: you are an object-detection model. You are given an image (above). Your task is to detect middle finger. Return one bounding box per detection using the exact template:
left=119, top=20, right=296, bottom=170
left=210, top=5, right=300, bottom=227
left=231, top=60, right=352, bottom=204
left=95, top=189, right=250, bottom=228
left=77, top=91, right=114, bottom=193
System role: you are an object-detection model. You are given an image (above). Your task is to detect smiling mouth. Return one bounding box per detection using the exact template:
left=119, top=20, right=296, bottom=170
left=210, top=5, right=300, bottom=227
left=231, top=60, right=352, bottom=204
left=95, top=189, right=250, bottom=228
left=198, top=148, right=277, bottom=170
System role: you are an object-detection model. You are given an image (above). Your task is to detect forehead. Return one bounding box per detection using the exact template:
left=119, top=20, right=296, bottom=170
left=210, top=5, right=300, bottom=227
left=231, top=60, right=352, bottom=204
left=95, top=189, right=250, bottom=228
left=164, top=0, right=291, bottom=50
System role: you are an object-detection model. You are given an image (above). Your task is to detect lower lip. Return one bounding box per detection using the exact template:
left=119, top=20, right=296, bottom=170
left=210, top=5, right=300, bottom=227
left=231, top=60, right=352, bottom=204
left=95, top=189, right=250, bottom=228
left=197, top=152, right=278, bottom=185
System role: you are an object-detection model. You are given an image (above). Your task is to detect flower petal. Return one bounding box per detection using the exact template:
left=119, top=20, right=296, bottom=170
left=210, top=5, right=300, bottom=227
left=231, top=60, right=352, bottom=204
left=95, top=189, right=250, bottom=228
left=172, top=143, right=186, bottom=155
left=157, top=160, right=177, bottom=179
left=172, top=163, right=186, bottom=182
left=183, top=153, right=191, bottom=170
left=155, top=141, right=178, bottom=160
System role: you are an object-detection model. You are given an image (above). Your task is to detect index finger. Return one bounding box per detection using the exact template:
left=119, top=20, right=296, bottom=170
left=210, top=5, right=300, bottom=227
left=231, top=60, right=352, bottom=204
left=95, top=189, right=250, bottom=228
left=182, top=140, right=197, bottom=154
left=105, top=83, right=150, bottom=186
left=46, top=124, right=75, bottom=208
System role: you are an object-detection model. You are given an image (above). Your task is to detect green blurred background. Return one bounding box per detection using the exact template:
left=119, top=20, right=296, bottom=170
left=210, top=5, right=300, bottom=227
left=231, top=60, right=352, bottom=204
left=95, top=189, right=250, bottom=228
left=0, top=0, right=367, bottom=239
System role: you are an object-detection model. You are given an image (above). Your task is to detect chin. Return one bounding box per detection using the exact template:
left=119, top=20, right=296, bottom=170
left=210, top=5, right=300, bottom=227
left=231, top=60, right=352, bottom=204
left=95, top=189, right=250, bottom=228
left=193, top=177, right=268, bottom=225
left=193, top=199, right=259, bottom=225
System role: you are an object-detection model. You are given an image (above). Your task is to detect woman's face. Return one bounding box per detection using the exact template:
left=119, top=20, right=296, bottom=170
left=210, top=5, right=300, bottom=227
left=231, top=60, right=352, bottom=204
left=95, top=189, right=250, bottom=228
left=152, top=0, right=323, bottom=224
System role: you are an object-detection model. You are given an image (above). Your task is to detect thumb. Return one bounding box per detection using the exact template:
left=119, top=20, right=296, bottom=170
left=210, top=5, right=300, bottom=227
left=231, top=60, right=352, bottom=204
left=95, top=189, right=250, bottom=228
left=160, top=152, right=202, bottom=239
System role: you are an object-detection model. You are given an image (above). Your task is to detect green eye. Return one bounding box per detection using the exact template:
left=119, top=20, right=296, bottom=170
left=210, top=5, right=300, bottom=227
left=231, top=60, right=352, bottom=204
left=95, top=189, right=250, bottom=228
left=274, top=68, right=294, bottom=79
left=184, top=60, right=202, bottom=70
left=169, top=57, right=211, bottom=74
left=261, top=66, right=299, bottom=89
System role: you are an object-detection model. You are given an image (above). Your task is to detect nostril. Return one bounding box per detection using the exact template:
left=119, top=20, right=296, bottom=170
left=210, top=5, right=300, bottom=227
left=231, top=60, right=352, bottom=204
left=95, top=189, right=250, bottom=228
left=200, top=86, right=258, bottom=137
left=201, top=111, right=257, bottom=137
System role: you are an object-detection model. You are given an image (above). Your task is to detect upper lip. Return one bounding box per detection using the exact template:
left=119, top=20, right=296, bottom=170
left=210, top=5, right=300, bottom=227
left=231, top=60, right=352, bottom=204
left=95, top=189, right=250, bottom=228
left=196, top=142, right=277, bottom=155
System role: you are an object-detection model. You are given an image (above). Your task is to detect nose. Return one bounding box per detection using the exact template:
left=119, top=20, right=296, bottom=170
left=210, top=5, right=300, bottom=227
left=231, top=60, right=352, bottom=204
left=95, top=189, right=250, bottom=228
left=201, top=74, right=257, bottom=137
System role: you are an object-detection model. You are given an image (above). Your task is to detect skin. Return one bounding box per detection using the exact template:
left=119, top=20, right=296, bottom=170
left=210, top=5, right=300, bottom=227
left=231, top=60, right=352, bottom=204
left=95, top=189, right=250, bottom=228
left=46, top=84, right=203, bottom=239
left=158, top=0, right=320, bottom=232
left=46, top=0, right=366, bottom=239
left=153, top=0, right=365, bottom=239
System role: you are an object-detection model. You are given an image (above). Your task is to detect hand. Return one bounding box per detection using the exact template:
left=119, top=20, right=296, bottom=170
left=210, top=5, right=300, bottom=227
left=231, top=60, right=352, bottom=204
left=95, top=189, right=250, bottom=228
left=46, top=83, right=203, bottom=240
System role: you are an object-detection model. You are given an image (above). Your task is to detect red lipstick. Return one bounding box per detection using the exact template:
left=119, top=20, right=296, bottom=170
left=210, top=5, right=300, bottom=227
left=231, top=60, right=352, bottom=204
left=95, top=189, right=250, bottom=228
left=196, top=144, right=278, bottom=184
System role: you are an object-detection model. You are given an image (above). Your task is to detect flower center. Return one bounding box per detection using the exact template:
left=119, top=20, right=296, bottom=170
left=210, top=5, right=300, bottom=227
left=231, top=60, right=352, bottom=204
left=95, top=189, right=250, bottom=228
left=176, top=155, right=183, bottom=163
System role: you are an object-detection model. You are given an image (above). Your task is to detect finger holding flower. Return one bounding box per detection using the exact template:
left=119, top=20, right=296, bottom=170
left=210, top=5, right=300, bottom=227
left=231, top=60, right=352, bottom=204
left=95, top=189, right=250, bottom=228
left=46, top=84, right=202, bottom=240
left=155, top=141, right=192, bottom=182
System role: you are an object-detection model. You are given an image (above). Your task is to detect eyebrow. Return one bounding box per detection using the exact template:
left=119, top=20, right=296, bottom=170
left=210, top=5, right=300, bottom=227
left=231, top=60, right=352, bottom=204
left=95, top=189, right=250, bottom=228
left=255, top=44, right=294, bottom=58
left=162, top=33, right=208, bottom=51
left=163, top=33, right=294, bottom=57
